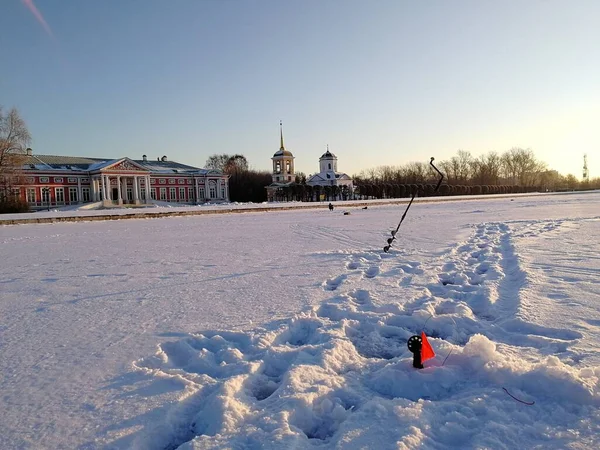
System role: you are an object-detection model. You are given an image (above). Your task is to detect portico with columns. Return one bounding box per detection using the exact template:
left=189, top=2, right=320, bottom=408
left=90, top=158, right=153, bottom=206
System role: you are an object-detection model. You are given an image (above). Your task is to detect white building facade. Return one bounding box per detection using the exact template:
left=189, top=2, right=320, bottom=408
left=306, top=147, right=354, bottom=200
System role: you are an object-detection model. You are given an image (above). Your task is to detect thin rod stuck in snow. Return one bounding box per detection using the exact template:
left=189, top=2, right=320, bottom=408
left=383, top=157, right=444, bottom=253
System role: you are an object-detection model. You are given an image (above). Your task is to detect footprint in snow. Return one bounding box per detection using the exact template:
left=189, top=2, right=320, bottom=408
left=364, top=266, right=380, bottom=278
left=324, top=274, right=347, bottom=291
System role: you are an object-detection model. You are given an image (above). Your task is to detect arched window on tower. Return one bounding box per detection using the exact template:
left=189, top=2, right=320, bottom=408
left=328, top=163, right=331, bottom=170
left=275, top=162, right=281, bottom=174
left=286, top=161, right=291, bottom=174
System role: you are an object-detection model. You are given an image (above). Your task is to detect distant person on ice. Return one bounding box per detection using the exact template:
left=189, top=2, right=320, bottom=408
left=328, top=202, right=334, bottom=211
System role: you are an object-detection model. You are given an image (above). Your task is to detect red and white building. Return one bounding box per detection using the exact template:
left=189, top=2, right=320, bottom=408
left=14, top=152, right=229, bottom=210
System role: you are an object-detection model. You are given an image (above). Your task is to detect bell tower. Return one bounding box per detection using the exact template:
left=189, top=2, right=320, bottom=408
left=271, top=121, right=295, bottom=183
left=319, top=145, right=338, bottom=173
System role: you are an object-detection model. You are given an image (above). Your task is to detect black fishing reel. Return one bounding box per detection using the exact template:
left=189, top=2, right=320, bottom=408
left=407, top=335, right=424, bottom=369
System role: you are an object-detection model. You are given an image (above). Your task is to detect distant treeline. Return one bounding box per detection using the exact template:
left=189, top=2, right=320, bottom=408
left=353, top=148, right=599, bottom=192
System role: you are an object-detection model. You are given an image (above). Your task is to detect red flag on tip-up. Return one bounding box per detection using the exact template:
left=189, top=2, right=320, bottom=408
left=421, top=332, right=435, bottom=362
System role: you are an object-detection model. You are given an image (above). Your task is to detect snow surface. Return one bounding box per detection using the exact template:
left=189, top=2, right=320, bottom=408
left=1, top=192, right=599, bottom=449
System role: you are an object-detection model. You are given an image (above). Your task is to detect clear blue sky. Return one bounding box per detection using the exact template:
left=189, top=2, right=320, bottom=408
left=1, top=0, right=598, bottom=178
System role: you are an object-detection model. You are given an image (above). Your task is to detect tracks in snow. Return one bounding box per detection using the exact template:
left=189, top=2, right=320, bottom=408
left=130, top=218, right=590, bottom=449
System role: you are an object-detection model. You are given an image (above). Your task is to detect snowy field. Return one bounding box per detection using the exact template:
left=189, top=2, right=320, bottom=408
left=1, top=192, right=599, bottom=449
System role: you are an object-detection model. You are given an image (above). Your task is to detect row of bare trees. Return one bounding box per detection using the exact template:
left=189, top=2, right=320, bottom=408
left=271, top=184, right=353, bottom=202
left=353, top=149, right=599, bottom=192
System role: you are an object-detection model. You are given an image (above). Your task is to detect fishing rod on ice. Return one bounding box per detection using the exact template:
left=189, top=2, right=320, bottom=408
left=383, top=157, right=444, bottom=253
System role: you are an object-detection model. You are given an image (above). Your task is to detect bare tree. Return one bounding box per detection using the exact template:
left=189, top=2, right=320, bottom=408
left=471, top=152, right=502, bottom=185
left=500, top=147, right=545, bottom=186
left=204, top=154, right=233, bottom=171
left=1, top=106, right=31, bottom=202
left=224, top=154, right=249, bottom=174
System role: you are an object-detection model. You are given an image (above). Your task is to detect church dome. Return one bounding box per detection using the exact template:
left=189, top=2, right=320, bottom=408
left=273, top=148, right=293, bottom=157
left=320, top=150, right=336, bottom=159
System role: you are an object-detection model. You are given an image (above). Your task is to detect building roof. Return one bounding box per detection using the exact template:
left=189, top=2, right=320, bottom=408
left=320, top=150, right=336, bottom=159
left=21, top=154, right=224, bottom=176
left=272, top=149, right=294, bottom=157
left=307, top=171, right=353, bottom=185
left=133, top=159, right=202, bottom=173
left=22, top=154, right=109, bottom=171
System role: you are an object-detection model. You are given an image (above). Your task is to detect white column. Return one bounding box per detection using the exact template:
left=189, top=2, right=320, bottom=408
left=133, top=176, right=140, bottom=204
left=77, top=178, right=82, bottom=203
left=101, top=175, right=106, bottom=201
left=146, top=175, right=152, bottom=203
left=105, top=175, right=110, bottom=201
left=117, top=176, right=122, bottom=205
left=121, top=177, right=127, bottom=203
left=195, top=179, right=200, bottom=203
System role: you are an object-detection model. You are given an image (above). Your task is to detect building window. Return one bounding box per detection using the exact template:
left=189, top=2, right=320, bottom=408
left=169, top=178, right=175, bottom=184
left=68, top=177, right=77, bottom=183
left=40, top=177, right=49, bottom=183
left=275, top=162, right=281, bottom=173
left=27, top=188, right=36, bottom=203
left=220, top=184, right=226, bottom=199
left=286, top=162, right=290, bottom=174
left=199, top=187, right=205, bottom=199
left=151, top=189, right=156, bottom=200
left=209, top=181, right=217, bottom=198
left=55, top=187, right=65, bottom=203
left=178, top=179, right=185, bottom=184
left=82, top=188, right=90, bottom=202
left=288, top=176, right=291, bottom=181
left=168, top=187, right=175, bottom=201
left=140, top=188, right=146, bottom=200
left=151, top=179, right=156, bottom=184
left=41, top=187, right=50, bottom=203
left=159, top=179, right=166, bottom=184
left=160, top=188, right=167, bottom=200
left=25, top=177, right=35, bottom=183
left=179, top=187, right=185, bottom=201
left=81, top=178, right=89, bottom=183
left=54, top=177, right=64, bottom=183
left=188, top=187, right=193, bottom=201
left=69, top=187, right=78, bottom=202
left=127, top=188, right=133, bottom=202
